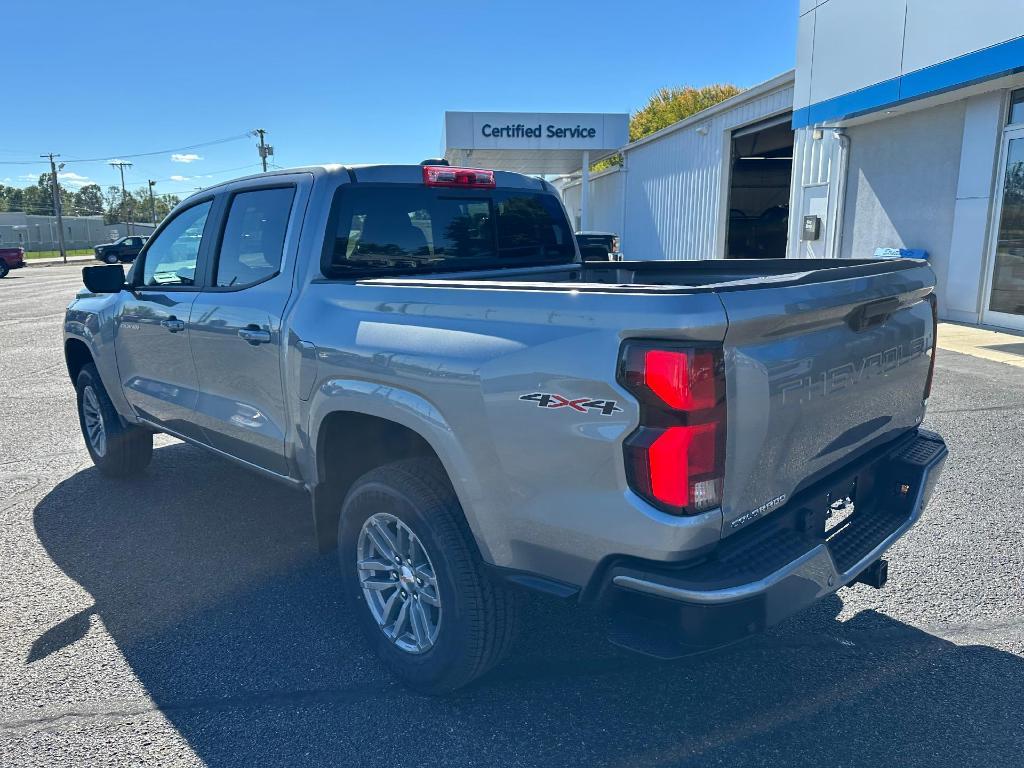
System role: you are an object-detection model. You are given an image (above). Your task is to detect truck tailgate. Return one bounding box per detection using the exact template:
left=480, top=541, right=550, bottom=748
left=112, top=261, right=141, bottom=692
left=718, top=261, right=936, bottom=535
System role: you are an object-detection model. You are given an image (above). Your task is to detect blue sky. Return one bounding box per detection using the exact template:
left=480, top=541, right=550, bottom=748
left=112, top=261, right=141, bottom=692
left=3, top=0, right=797, bottom=198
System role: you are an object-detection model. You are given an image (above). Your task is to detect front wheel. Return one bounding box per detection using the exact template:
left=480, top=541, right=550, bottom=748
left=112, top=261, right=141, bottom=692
left=76, top=363, right=153, bottom=477
left=104, top=253, right=118, bottom=264
left=339, top=459, right=520, bottom=693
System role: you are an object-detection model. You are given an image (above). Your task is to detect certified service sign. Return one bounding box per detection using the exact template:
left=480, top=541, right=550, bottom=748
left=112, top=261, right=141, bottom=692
left=443, top=111, right=629, bottom=174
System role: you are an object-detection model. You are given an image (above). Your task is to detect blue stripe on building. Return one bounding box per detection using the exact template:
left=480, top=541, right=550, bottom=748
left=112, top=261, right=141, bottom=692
left=793, top=33, right=1024, bottom=128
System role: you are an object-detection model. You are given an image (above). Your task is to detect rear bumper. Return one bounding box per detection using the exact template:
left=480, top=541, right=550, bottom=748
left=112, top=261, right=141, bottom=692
left=4, top=258, right=25, bottom=269
left=598, top=428, right=947, bottom=656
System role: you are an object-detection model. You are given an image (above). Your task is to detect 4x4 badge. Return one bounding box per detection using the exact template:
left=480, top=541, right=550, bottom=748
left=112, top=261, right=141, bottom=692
left=519, top=392, right=622, bottom=416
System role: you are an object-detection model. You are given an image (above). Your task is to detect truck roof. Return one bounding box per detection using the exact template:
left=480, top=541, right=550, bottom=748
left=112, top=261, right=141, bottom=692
left=182, top=164, right=552, bottom=203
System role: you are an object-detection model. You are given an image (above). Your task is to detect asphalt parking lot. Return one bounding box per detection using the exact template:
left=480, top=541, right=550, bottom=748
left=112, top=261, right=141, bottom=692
left=2, top=265, right=1023, bottom=767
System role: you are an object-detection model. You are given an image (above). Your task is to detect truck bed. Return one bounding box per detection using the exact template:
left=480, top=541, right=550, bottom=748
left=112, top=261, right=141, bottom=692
left=349, top=255, right=936, bottom=546
left=359, top=258, right=925, bottom=293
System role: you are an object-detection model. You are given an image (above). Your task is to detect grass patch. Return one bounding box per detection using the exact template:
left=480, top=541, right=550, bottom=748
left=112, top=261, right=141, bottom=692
left=24, top=249, right=95, bottom=260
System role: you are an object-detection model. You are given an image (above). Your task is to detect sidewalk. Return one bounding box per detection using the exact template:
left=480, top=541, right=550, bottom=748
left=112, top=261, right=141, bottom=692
left=26, top=255, right=94, bottom=266
left=937, top=321, right=1024, bottom=369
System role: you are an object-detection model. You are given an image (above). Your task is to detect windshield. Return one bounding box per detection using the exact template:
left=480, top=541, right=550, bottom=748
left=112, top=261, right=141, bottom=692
left=322, top=184, right=575, bottom=277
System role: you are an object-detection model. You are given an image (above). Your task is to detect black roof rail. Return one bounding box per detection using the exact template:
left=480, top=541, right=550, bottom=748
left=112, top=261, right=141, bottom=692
left=420, top=158, right=449, bottom=166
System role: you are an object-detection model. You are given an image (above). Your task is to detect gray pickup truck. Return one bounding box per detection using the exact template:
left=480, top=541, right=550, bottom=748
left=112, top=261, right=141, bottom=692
left=64, top=163, right=947, bottom=692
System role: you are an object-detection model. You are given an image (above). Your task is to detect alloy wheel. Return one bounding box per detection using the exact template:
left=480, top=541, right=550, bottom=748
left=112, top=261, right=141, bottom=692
left=81, top=385, right=107, bottom=457
left=356, top=512, right=442, bottom=654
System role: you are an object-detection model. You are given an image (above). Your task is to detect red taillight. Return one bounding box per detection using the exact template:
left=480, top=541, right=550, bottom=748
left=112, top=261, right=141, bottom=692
left=642, top=349, right=718, bottom=411
left=619, top=343, right=726, bottom=515
left=422, top=165, right=495, bottom=188
left=924, top=294, right=938, bottom=400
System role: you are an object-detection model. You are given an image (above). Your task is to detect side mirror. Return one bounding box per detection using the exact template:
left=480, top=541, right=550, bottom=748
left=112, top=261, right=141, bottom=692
left=82, top=264, right=126, bottom=294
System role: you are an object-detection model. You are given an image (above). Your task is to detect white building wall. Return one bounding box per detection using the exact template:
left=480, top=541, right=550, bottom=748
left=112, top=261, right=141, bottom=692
left=0, top=213, right=155, bottom=251
left=945, top=91, right=1006, bottom=322
left=559, top=182, right=581, bottom=228
left=620, top=77, right=794, bottom=260
left=589, top=168, right=625, bottom=237
left=792, top=0, right=1024, bottom=327
left=559, top=168, right=625, bottom=235
left=788, top=126, right=839, bottom=259
left=794, top=0, right=1024, bottom=113
left=839, top=101, right=966, bottom=294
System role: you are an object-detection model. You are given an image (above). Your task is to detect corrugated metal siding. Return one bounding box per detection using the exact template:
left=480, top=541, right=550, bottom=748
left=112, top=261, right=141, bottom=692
left=557, top=168, right=625, bottom=234
left=560, top=182, right=582, bottom=228
left=794, top=125, right=834, bottom=187
left=622, top=84, right=794, bottom=260
left=589, top=169, right=625, bottom=235
left=787, top=125, right=840, bottom=258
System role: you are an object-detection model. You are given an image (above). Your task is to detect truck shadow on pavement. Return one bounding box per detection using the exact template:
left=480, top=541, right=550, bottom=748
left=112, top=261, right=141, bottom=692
left=33, top=442, right=1024, bottom=767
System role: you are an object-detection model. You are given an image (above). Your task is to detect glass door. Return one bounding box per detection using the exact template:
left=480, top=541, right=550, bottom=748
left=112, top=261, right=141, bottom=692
left=983, top=126, right=1024, bottom=331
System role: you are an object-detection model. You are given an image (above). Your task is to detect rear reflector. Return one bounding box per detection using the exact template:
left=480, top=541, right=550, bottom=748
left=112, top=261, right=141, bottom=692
left=924, top=294, right=938, bottom=400
left=423, top=165, right=495, bottom=188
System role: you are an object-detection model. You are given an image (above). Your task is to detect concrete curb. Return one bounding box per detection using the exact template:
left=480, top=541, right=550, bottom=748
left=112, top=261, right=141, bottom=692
left=26, top=257, right=94, bottom=267
left=937, top=321, right=1024, bottom=369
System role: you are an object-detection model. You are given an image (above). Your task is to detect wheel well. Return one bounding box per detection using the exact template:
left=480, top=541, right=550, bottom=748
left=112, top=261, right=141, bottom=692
left=312, top=412, right=445, bottom=552
left=65, top=339, right=94, bottom=383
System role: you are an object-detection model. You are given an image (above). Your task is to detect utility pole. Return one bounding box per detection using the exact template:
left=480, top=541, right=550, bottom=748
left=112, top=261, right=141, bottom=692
left=109, top=160, right=133, bottom=235
left=147, top=179, right=157, bottom=225
left=253, top=128, right=273, bottom=172
left=41, top=153, right=68, bottom=263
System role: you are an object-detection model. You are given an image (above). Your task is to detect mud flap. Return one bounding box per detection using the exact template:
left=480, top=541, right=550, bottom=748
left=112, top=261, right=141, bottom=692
left=311, top=483, right=343, bottom=554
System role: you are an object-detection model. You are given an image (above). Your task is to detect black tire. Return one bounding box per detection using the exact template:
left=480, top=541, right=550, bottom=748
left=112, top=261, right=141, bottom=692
left=75, top=363, right=153, bottom=477
left=0, top=262, right=9, bottom=278
left=104, top=253, right=118, bottom=264
left=339, top=458, right=520, bottom=694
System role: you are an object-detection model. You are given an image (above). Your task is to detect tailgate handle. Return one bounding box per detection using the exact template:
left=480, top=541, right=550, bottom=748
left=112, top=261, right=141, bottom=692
left=847, top=297, right=901, bottom=332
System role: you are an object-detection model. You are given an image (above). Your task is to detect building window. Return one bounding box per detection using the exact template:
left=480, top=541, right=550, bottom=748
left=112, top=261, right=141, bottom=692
left=1010, top=89, right=1024, bottom=126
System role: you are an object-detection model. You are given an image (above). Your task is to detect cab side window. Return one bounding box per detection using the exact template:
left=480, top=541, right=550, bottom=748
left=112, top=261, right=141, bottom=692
left=214, top=187, right=295, bottom=288
left=140, top=201, right=212, bottom=287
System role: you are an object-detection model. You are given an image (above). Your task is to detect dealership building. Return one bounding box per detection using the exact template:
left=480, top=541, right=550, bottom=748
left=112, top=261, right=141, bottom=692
left=791, top=0, right=1024, bottom=330
left=444, top=1, right=1024, bottom=331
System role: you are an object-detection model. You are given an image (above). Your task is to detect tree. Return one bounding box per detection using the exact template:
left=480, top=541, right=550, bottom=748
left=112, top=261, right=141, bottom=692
left=128, top=187, right=180, bottom=224
left=103, top=186, right=123, bottom=224
left=592, top=83, right=743, bottom=171
left=630, top=84, right=743, bottom=141
left=18, top=181, right=51, bottom=215
left=73, top=184, right=105, bottom=216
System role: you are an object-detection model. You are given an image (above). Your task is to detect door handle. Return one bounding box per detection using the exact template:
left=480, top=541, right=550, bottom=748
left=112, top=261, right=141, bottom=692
left=160, top=317, right=186, bottom=333
left=847, top=297, right=902, bottom=332
left=238, top=326, right=272, bottom=345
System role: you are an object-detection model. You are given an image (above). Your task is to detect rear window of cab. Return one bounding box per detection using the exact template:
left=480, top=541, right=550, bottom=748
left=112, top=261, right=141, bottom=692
left=321, top=185, right=574, bottom=278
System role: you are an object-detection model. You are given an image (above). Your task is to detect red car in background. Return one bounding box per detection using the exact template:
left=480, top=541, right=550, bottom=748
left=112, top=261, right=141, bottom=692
left=0, top=247, right=26, bottom=278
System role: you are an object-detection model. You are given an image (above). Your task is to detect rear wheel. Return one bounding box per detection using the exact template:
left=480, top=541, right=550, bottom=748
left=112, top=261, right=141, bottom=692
left=0, top=262, right=9, bottom=278
left=76, top=363, right=153, bottom=476
left=339, top=458, right=519, bottom=693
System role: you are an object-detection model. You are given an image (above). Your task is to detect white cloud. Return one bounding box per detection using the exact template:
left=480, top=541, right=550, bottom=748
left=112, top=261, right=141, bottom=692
left=58, top=171, right=94, bottom=189
left=169, top=175, right=192, bottom=182
left=18, top=173, right=37, bottom=181
left=171, top=153, right=202, bottom=163
left=106, top=158, right=127, bottom=165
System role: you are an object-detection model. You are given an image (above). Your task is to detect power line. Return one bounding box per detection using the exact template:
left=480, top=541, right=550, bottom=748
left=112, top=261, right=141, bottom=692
left=150, top=162, right=265, bottom=184
left=0, top=205, right=108, bottom=215
left=0, top=132, right=253, bottom=166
